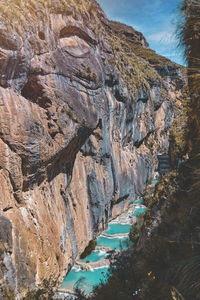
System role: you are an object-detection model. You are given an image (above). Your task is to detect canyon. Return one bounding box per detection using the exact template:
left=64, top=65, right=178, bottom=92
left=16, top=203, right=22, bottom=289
left=0, top=0, right=186, bottom=298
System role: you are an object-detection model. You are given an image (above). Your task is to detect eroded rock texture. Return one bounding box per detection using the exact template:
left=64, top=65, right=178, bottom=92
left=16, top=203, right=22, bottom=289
left=0, top=0, right=185, bottom=297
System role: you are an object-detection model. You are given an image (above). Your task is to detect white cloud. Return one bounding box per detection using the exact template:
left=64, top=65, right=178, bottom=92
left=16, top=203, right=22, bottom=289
left=147, top=30, right=176, bottom=44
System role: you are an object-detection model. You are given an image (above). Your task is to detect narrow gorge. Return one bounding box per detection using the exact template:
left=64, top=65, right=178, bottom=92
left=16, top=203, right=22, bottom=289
left=0, top=0, right=187, bottom=298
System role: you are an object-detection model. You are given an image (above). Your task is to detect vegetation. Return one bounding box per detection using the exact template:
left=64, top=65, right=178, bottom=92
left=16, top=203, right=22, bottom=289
left=75, top=164, right=199, bottom=300
left=0, top=0, right=100, bottom=35
left=76, top=67, right=97, bottom=83
left=61, top=105, right=78, bottom=123
left=102, top=19, right=184, bottom=95
left=0, top=284, right=15, bottom=300
left=178, top=0, right=200, bottom=158
left=23, top=289, right=47, bottom=300
left=169, top=85, right=190, bottom=165
left=105, top=33, right=163, bottom=93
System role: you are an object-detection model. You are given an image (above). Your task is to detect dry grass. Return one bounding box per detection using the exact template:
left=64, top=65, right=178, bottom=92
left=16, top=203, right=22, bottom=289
left=105, top=33, right=163, bottom=94
left=0, top=0, right=100, bottom=34
left=178, top=0, right=200, bottom=160
left=169, top=85, right=191, bottom=161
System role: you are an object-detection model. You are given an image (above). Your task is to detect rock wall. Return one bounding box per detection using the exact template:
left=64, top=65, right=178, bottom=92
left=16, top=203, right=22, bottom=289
left=0, top=0, right=185, bottom=297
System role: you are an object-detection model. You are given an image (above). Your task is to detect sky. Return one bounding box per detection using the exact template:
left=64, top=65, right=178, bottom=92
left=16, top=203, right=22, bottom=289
left=97, top=0, right=185, bottom=65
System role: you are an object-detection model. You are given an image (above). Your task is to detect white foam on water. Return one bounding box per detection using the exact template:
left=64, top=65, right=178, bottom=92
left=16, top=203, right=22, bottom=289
left=97, top=250, right=107, bottom=256
left=109, top=221, right=130, bottom=225
left=99, top=235, right=128, bottom=240
left=118, top=221, right=132, bottom=225
left=72, top=266, right=81, bottom=272
left=133, top=205, right=143, bottom=209
left=91, top=265, right=109, bottom=271
left=109, top=219, right=132, bottom=225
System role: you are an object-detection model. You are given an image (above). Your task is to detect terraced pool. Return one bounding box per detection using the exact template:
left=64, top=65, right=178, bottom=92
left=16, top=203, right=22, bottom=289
left=151, top=178, right=158, bottom=185
left=60, top=266, right=109, bottom=294
left=133, top=207, right=147, bottom=216
left=97, top=235, right=131, bottom=250
left=104, top=223, right=132, bottom=235
left=58, top=200, right=148, bottom=297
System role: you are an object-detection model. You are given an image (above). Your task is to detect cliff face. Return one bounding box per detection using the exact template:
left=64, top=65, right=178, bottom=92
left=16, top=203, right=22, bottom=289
left=0, top=0, right=185, bottom=297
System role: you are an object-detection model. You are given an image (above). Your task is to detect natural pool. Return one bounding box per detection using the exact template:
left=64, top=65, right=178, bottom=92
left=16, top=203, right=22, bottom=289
left=60, top=266, right=109, bottom=294
left=58, top=200, right=148, bottom=297
left=97, top=235, right=131, bottom=250
left=104, top=223, right=132, bottom=235
left=60, top=236, right=131, bottom=295
left=133, top=207, right=147, bottom=216
left=135, top=198, right=143, bottom=204
left=151, top=178, right=158, bottom=185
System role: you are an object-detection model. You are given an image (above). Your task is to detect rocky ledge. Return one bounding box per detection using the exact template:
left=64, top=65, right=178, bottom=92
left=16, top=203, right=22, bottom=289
left=0, top=0, right=186, bottom=298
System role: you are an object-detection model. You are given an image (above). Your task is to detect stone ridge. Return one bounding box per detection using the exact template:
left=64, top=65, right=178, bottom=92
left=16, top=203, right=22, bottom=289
left=109, top=20, right=149, bottom=48
left=0, top=0, right=186, bottom=298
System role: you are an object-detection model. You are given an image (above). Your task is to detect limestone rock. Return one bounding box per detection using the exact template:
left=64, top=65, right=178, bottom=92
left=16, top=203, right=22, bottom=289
left=0, top=0, right=186, bottom=297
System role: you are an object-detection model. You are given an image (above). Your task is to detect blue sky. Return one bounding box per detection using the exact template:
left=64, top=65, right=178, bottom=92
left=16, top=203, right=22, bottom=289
left=97, top=0, right=184, bottom=65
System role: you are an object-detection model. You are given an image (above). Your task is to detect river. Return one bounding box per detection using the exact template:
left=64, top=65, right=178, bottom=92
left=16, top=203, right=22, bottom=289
left=55, top=179, right=158, bottom=299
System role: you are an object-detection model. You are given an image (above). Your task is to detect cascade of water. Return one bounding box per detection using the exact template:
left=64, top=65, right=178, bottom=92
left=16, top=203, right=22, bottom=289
left=57, top=201, right=147, bottom=297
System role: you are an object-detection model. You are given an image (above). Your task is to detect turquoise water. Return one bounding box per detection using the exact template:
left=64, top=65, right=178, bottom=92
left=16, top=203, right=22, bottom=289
left=61, top=266, right=109, bottom=294
left=60, top=203, right=146, bottom=295
left=97, top=236, right=131, bottom=250
left=133, top=207, right=147, bottom=216
left=80, top=250, right=108, bottom=263
left=135, top=198, right=143, bottom=204
left=152, top=178, right=158, bottom=185
left=104, top=223, right=132, bottom=235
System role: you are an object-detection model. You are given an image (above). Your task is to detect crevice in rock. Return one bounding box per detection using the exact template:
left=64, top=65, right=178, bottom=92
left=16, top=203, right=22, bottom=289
left=21, top=76, right=52, bottom=109
left=60, top=26, right=97, bottom=46
left=0, top=136, right=16, bottom=154
left=111, top=156, right=118, bottom=198
left=38, top=31, right=45, bottom=40
left=21, top=125, right=94, bottom=193
left=112, top=194, right=129, bottom=206
left=0, top=137, right=23, bottom=203
left=105, top=73, right=119, bottom=87
left=137, top=95, right=149, bottom=103
left=134, top=131, right=153, bottom=148
left=21, top=71, right=100, bottom=92
left=154, top=102, right=162, bottom=111
left=114, top=88, right=126, bottom=103
left=3, top=207, right=13, bottom=212
left=60, top=190, right=78, bottom=263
